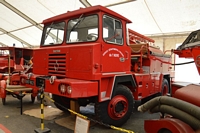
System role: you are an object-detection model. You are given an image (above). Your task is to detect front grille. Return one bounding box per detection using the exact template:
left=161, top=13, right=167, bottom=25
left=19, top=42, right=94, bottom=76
left=48, top=54, right=66, bottom=77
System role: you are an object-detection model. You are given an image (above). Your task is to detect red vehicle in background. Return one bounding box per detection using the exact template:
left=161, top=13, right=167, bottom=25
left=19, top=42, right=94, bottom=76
left=20, top=5, right=172, bottom=126
left=139, top=29, right=200, bottom=133
left=0, top=47, right=36, bottom=105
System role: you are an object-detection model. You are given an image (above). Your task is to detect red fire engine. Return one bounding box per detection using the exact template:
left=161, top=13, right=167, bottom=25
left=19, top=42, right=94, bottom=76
left=0, top=47, right=35, bottom=105
left=20, top=5, right=172, bottom=126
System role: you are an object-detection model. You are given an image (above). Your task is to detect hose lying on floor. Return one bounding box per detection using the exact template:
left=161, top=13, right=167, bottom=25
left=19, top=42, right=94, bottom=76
left=138, top=96, right=200, bottom=130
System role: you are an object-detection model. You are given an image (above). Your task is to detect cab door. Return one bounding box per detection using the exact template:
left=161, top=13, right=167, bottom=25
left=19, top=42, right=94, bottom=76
left=101, top=15, right=130, bottom=73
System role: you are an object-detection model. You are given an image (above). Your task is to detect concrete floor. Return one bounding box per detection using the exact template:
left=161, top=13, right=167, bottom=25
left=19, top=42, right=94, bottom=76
left=0, top=94, right=160, bottom=133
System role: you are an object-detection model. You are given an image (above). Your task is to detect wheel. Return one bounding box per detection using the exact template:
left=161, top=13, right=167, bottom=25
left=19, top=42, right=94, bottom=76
left=86, top=33, right=97, bottom=41
left=31, top=94, right=35, bottom=103
left=162, top=78, right=170, bottom=96
left=2, top=98, right=6, bottom=105
left=52, top=94, right=70, bottom=112
left=95, top=85, right=134, bottom=127
left=0, top=80, right=6, bottom=105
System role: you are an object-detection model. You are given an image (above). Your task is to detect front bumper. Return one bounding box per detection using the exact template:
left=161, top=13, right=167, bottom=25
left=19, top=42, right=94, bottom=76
left=21, top=74, right=98, bottom=98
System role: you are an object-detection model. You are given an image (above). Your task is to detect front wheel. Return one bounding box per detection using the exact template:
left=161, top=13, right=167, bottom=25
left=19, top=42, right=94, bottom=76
left=95, top=85, right=134, bottom=127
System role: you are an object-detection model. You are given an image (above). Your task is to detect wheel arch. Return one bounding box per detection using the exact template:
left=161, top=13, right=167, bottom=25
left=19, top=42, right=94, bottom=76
left=112, top=74, right=136, bottom=96
left=99, top=74, right=136, bottom=102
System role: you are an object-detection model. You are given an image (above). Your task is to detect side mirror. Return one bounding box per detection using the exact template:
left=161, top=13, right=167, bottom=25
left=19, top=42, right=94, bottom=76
left=114, top=29, right=122, bottom=39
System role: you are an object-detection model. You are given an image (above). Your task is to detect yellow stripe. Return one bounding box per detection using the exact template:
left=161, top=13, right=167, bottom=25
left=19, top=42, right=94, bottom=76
left=41, top=104, right=44, bottom=109
left=41, top=114, right=44, bottom=119
left=5, top=89, right=14, bottom=93
left=41, top=123, right=44, bottom=130
left=111, top=126, right=134, bottom=133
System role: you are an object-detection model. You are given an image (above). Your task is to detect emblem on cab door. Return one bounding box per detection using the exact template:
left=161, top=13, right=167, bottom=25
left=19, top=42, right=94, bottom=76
left=120, top=57, right=125, bottom=62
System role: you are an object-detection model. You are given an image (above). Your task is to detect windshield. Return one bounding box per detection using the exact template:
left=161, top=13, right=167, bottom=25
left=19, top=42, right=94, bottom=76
left=66, top=15, right=98, bottom=43
left=41, top=22, right=65, bottom=46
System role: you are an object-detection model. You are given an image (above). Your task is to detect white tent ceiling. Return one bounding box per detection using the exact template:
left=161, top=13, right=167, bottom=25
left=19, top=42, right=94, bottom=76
left=0, top=0, right=199, bottom=47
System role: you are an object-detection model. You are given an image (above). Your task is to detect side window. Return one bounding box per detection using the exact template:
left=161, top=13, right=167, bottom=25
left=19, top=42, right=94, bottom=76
left=103, top=15, right=123, bottom=45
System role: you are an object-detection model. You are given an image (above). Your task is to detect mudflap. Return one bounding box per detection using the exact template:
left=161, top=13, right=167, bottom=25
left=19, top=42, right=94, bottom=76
left=0, top=80, right=6, bottom=99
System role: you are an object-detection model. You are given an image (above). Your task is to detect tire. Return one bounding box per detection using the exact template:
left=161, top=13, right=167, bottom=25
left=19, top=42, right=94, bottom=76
left=52, top=94, right=70, bottom=112
left=2, top=98, right=6, bottom=105
left=31, top=94, right=35, bottom=103
left=162, top=78, right=170, bottom=96
left=95, top=85, right=134, bottom=127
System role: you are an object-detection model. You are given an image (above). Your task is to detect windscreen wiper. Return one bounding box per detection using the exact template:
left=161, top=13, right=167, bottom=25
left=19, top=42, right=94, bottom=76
left=70, top=14, right=84, bottom=32
left=45, top=22, right=54, bottom=40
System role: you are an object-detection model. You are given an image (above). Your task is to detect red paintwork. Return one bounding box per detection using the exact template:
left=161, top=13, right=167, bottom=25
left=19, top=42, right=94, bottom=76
left=174, top=84, right=200, bottom=107
left=145, top=118, right=194, bottom=133
left=174, top=46, right=200, bottom=75
left=45, top=78, right=98, bottom=98
left=0, top=80, right=6, bottom=98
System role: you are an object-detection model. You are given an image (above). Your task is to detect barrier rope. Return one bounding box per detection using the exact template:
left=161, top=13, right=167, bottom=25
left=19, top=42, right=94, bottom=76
left=5, top=89, right=33, bottom=115
left=44, top=94, right=134, bottom=133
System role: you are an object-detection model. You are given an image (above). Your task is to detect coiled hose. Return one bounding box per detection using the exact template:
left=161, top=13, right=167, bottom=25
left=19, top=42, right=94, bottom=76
left=138, top=96, right=200, bottom=130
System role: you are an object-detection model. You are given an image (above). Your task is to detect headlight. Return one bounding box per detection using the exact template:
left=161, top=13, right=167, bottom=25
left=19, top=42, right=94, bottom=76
left=67, top=86, right=72, bottom=94
left=59, top=84, right=67, bottom=94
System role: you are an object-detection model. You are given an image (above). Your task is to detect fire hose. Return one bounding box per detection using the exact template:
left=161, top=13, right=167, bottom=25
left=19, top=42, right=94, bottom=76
left=138, top=96, right=200, bottom=130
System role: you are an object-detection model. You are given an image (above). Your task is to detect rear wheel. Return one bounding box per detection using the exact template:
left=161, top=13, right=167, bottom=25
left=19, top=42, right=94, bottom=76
left=162, top=78, right=170, bottom=96
left=52, top=94, right=70, bottom=112
left=95, top=85, right=134, bottom=127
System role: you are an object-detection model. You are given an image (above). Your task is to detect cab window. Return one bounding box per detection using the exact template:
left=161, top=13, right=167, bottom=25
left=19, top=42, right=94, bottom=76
left=103, top=15, right=123, bottom=45
left=67, top=15, right=98, bottom=43
left=41, top=22, right=65, bottom=46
